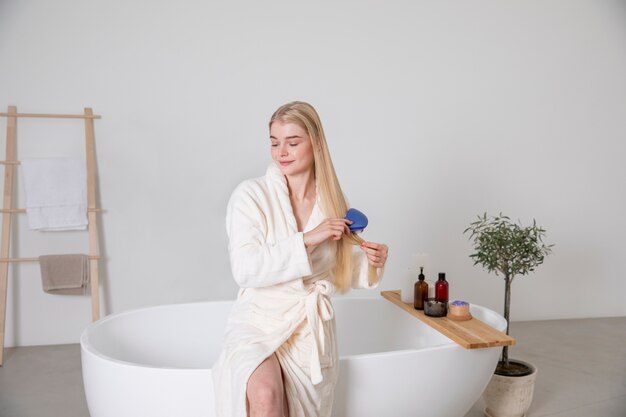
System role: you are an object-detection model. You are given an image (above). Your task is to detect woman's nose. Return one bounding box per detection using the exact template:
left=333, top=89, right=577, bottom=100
left=279, top=144, right=289, bottom=156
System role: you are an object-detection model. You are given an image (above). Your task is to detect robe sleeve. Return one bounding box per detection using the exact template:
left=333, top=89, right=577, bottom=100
left=350, top=250, right=385, bottom=289
left=226, top=184, right=312, bottom=288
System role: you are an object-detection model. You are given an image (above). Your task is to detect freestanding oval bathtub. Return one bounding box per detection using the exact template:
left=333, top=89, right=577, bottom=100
left=81, top=297, right=506, bottom=417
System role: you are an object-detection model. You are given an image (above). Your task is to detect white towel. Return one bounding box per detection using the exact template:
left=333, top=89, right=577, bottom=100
left=21, top=158, right=88, bottom=231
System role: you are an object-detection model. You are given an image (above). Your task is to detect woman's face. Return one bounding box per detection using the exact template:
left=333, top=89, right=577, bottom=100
left=270, top=121, right=315, bottom=176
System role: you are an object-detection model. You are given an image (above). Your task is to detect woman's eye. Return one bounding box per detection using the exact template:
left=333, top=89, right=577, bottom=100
left=271, top=143, right=278, bottom=147
left=289, top=143, right=298, bottom=147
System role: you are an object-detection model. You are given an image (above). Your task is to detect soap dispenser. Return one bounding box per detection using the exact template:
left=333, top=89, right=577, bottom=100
left=414, top=267, right=428, bottom=310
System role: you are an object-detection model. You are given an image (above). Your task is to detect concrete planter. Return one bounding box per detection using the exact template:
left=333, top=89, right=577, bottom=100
left=482, top=360, right=538, bottom=417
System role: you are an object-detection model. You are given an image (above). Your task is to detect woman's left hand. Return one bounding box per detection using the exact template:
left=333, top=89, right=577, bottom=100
left=359, top=241, right=389, bottom=268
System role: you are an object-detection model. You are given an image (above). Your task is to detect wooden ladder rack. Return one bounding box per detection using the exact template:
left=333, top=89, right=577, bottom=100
left=0, top=106, right=103, bottom=365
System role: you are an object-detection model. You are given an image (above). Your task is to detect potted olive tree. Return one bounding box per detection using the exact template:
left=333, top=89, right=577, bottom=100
left=464, top=213, right=553, bottom=417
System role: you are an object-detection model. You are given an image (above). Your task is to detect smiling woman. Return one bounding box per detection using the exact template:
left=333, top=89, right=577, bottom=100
left=211, top=101, right=388, bottom=417
left=268, top=102, right=387, bottom=285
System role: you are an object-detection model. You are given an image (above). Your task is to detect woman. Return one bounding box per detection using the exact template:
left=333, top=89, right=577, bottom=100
left=212, top=101, right=389, bottom=417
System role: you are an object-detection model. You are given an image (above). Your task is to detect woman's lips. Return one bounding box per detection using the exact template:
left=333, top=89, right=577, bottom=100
left=279, top=161, right=293, bottom=166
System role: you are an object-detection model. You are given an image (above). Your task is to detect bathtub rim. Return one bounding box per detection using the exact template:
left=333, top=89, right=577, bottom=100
left=81, top=299, right=234, bottom=371
left=80, top=298, right=505, bottom=371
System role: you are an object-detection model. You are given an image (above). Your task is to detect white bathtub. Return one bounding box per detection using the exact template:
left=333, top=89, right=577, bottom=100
left=81, top=297, right=506, bottom=417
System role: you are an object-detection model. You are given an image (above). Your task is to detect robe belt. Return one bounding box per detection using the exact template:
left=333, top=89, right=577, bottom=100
left=304, top=279, right=335, bottom=385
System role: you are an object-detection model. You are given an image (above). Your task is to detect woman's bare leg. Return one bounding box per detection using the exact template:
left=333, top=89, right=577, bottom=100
left=282, top=392, right=289, bottom=417
left=247, top=353, right=288, bottom=417
left=281, top=361, right=290, bottom=417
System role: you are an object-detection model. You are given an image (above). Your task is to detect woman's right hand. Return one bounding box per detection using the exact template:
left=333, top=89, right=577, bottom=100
left=303, top=218, right=352, bottom=247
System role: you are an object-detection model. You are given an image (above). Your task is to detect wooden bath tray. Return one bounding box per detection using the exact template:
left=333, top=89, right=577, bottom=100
left=380, top=290, right=515, bottom=350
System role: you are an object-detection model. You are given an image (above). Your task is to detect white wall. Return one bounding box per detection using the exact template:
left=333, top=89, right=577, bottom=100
left=1, top=0, right=625, bottom=347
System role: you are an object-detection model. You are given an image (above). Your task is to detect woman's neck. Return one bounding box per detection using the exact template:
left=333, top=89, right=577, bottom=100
left=285, top=169, right=316, bottom=202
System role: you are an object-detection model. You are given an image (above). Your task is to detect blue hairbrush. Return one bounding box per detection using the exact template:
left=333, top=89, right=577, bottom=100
left=344, top=208, right=368, bottom=233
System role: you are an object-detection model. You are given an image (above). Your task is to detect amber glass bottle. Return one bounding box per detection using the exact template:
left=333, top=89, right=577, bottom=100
left=414, top=267, right=429, bottom=310
left=435, top=272, right=449, bottom=303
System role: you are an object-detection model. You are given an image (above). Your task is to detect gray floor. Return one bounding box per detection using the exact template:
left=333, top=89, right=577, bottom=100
left=1, top=317, right=625, bottom=417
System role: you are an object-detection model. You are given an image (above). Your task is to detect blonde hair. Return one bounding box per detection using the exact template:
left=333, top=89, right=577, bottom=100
left=269, top=101, right=377, bottom=293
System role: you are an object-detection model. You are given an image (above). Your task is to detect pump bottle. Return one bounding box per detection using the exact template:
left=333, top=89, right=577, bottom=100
left=414, top=267, right=429, bottom=310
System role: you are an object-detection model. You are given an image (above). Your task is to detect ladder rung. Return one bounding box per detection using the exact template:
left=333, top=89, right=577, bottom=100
left=1, top=161, right=97, bottom=166
left=0, top=208, right=102, bottom=213
left=0, top=256, right=100, bottom=263
left=0, top=112, right=101, bottom=119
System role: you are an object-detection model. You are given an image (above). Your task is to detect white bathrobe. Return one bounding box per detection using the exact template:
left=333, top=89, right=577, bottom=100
left=212, top=162, right=384, bottom=417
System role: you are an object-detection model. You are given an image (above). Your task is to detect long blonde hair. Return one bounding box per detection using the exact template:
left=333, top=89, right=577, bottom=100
left=269, top=101, right=376, bottom=293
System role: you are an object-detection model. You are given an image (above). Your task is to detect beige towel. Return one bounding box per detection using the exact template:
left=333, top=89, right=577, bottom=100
left=39, top=254, right=90, bottom=295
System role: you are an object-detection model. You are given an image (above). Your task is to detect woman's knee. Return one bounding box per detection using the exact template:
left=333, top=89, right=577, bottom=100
left=249, top=384, right=283, bottom=411
left=247, top=354, right=285, bottom=414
